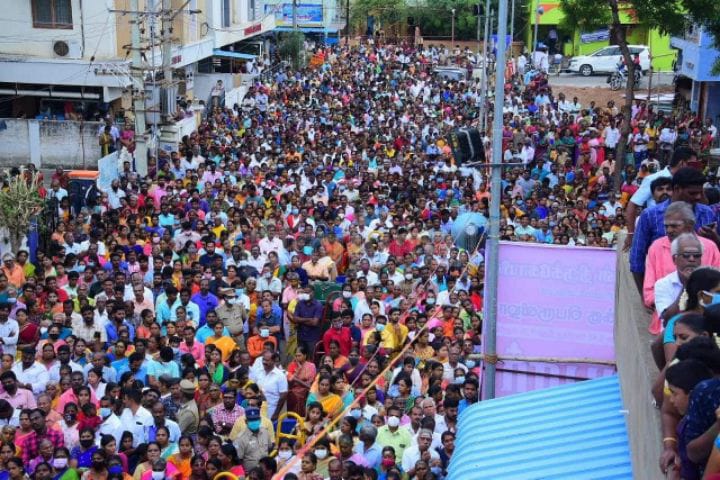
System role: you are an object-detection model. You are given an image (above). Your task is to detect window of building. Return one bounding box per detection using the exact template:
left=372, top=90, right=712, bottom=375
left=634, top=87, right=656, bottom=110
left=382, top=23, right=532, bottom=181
left=32, top=0, right=73, bottom=29
left=248, top=0, right=257, bottom=21
left=221, top=0, right=231, bottom=28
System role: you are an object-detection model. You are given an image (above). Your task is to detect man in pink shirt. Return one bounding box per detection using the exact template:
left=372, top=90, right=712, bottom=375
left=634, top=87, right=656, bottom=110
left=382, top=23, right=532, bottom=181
left=643, top=201, right=720, bottom=334
left=0, top=371, right=36, bottom=409
left=55, top=371, right=98, bottom=414
left=179, top=325, right=205, bottom=368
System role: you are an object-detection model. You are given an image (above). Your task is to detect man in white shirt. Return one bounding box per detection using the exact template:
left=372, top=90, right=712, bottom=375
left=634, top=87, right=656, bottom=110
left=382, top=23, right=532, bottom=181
left=401, top=429, right=441, bottom=476
left=603, top=122, right=621, bottom=150
left=654, top=233, right=703, bottom=323
left=249, top=351, right=288, bottom=421
left=47, top=180, right=68, bottom=202
left=258, top=226, right=284, bottom=257
left=96, top=396, right=125, bottom=445
left=12, top=347, right=49, bottom=395
left=0, top=399, right=20, bottom=427
left=0, top=302, right=19, bottom=357
left=520, top=140, right=535, bottom=165
left=602, top=193, right=624, bottom=218
left=106, top=180, right=126, bottom=210
left=119, top=388, right=154, bottom=447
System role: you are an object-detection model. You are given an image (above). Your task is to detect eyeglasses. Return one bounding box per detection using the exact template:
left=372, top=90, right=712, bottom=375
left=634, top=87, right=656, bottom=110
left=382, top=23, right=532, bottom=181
left=675, top=252, right=702, bottom=260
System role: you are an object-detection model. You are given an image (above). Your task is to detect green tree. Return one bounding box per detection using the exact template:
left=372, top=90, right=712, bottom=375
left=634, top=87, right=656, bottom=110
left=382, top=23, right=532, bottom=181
left=410, top=0, right=484, bottom=41
left=0, top=173, right=44, bottom=254
left=278, top=31, right=306, bottom=69
left=352, top=0, right=407, bottom=36
left=560, top=0, right=685, bottom=191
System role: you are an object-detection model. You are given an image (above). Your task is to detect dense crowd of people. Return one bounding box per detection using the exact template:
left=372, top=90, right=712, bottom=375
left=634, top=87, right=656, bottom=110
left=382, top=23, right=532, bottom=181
left=1, top=39, right=720, bottom=480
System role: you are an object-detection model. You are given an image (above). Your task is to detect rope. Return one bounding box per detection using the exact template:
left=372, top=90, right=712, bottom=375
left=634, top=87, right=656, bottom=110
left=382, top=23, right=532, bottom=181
left=272, top=240, right=484, bottom=479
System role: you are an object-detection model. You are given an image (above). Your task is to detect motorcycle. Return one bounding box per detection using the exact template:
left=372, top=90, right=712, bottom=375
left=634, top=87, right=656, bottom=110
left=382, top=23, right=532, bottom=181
left=607, top=64, right=642, bottom=91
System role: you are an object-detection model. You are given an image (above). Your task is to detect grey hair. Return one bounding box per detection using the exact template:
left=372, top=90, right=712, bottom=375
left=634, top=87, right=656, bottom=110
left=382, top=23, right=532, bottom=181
left=671, top=232, right=704, bottom=256
left=665, top=201, right=696, bottom=225
left=359, top=424, right=378, bottom=441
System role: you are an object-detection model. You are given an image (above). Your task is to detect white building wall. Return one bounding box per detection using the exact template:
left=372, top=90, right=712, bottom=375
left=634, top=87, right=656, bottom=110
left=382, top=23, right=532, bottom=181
left=0, top=0, right=118, bottom=61
left=0, top=119, right=101, bottom=169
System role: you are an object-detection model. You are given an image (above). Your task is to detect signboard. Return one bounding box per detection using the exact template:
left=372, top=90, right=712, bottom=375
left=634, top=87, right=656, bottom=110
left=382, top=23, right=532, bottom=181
left=487, top=243, right=617, bottom=397
left=581, top=29, right=610, bottom=43
left=97, top=151, right=119, bottom=192
left=266, top=3, right=323, bottom=26
left=245, top=23, right=262, bottom=36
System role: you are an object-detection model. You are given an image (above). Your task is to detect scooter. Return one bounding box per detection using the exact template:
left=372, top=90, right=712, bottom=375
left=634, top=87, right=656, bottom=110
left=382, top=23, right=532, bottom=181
left=607, top=64, right=642, bottom=91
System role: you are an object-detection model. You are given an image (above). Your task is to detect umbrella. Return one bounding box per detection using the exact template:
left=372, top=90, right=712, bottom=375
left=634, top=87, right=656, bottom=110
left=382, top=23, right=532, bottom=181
left=451, top=212, right=488, bottom=251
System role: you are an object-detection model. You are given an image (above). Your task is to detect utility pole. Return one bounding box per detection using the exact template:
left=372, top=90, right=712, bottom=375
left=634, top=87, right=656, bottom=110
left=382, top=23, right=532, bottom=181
left=476, top=3, right=482, bottom=54
left=130, top=0, right=148, bottom=176
left=111, top=0, right=198, bottom=172
left=345, top=0, right=350, bottom=46
left=161, top=0, right=176, bottom=123
left=510, top=0, right=515, bottom=56
left=451, top=8, right=456, bottom=45
left=292, top=0, right=298, bottom=31
left=479, top=0, right=491, bottom=133
left=484, top=0, right=509, bottom=401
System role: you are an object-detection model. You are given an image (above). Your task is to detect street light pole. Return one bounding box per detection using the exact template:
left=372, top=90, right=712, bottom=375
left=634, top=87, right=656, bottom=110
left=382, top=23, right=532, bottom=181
left=484, top=0, right=510, bottom=401
left=510, top=0, right=515, bottom=56
left=479, top=0, right=491, bottom=133
left=451, top=8, right=456, bottom=45
left=533, top=3, right=544, bottom=57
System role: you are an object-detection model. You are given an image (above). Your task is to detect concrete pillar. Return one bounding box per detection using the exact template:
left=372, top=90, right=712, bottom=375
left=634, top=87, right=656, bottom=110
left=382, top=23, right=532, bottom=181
left=27, top=120, right=41, bottom=168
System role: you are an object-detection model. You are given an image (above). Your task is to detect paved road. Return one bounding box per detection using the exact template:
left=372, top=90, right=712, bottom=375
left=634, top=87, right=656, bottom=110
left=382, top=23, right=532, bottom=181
left=548, top=71, right=675, bottom=89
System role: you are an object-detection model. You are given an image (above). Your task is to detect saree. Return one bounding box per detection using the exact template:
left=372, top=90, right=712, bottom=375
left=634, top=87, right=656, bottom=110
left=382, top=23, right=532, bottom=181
left=287, top=361, right=317, bottom=416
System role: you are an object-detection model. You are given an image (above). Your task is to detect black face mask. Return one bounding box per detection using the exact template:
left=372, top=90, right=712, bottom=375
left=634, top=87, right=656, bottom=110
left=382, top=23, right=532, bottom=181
left=80, top=439, right=94, bottom=448
left=49, top=333, right=60, bottom=340
left=348, top=357, right=359, bottom=366
left=92, top=461, right=106, bottom=470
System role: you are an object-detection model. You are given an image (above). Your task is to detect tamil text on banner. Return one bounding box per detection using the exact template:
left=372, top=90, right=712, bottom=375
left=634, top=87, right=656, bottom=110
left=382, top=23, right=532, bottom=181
left=487, top=242, right=617, bottom=397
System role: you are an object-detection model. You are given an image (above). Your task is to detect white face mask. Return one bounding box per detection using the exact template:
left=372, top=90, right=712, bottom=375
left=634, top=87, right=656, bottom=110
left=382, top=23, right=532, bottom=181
left=315, top=448, right=328, bottom=460
left=151, top=472, right=165, bottom=480
left=277, top=450, right=292, bottom=461
left=298, top=293, right=310, bottom=301
left=342, top=291, right=352, bottom=298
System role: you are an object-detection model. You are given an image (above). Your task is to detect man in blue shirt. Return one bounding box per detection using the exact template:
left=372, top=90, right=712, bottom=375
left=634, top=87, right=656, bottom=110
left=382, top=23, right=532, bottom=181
left=105, top=302, right=135, bottom=343
left=630, top=167, right=717, bottom=292
left=191, top=279, right=219, bottom=326
left=458, top=378, right=479, bottom=414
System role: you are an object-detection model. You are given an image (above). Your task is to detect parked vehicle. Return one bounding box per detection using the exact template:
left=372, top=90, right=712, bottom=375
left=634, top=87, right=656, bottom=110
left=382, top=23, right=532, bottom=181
left=607, top=64, right=642, bottom=91
left=567, top=45, right=651, bottom=76
left=433, top=66, right=468, bottom=82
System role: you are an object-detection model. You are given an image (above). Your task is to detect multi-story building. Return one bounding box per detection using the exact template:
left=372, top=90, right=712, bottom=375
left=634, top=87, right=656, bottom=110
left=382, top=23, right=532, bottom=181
left=670, top=24, right=720, bottom=123
left=0, top=0, right=276, bottom=120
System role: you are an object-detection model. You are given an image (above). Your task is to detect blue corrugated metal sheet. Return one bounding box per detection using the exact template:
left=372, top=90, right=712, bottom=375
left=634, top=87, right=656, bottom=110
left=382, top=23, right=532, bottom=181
left=447, top=375, right=632, bottom=480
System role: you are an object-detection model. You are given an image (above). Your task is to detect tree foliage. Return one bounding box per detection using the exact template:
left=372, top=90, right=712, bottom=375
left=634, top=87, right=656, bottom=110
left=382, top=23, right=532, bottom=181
left=410, top=0, right=480, bottom=40
left=352, top=0, right=407, bottom=34
left=278, top=31, right=306, bottom=70
left=0, top=172, right=44, bottom=253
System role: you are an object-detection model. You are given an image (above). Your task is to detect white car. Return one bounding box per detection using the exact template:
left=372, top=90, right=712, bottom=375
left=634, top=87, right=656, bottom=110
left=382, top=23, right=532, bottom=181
left=567, top=45, right=651, bottom=76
